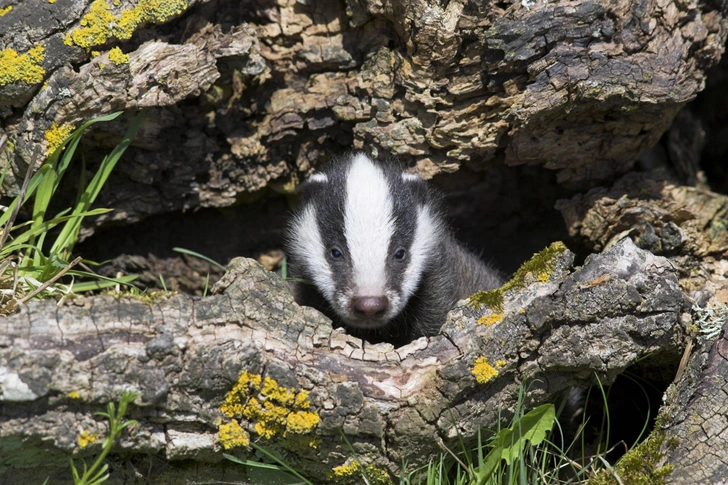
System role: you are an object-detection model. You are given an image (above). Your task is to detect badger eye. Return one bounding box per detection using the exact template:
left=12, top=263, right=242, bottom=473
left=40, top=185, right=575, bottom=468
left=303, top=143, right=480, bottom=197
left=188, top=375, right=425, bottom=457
left=394, top=249, right=406, bottom=260
left=330, top=248, right=343, bottom=259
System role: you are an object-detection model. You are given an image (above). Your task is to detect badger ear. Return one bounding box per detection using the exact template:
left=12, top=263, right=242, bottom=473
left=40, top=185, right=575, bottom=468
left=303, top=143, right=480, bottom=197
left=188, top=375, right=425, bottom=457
left=401, top=172, right=422, bottom=182
left=308, top=172, right=329, bottom=183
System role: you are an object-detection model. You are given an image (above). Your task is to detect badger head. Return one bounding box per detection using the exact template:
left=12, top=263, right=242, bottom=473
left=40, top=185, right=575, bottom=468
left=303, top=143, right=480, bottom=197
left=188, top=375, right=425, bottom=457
left=287, top=153, right=442, bottom=330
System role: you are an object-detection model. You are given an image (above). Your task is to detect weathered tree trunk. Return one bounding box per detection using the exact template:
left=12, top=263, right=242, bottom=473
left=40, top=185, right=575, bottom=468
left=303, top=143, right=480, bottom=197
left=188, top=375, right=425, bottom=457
left=558, top=173, right=728, bottom=483
left=0, top=238, right=686, bottom=483
left=2, top=0, right=728, bottom=482
left=1, top=0, right=726, bottom=222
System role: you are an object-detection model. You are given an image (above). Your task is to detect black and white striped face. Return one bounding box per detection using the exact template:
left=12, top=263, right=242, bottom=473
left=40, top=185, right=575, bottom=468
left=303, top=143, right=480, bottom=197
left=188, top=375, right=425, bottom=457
left=288, top=153, right=442, bottom=330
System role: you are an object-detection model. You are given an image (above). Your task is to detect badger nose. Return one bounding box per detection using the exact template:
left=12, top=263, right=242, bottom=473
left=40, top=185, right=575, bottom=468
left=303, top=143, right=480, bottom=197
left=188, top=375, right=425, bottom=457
left=352, top=296, right=389, bottom=318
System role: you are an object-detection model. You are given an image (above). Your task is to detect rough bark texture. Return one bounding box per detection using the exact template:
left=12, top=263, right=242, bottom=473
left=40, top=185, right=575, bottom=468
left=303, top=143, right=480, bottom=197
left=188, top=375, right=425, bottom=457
left=2, top=0, right=728, bottom=482
left=657, top=320, right=728, bottom=484
left=1, top=0, right=727, bottom=227
left=0, top=238, right=686, bottom=483
left=557, top=173, right=728, bottom=484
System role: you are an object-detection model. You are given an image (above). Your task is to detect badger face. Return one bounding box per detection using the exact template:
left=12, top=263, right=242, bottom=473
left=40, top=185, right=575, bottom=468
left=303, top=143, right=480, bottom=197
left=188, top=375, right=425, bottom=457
left=288, top=153, right=441, bottom=330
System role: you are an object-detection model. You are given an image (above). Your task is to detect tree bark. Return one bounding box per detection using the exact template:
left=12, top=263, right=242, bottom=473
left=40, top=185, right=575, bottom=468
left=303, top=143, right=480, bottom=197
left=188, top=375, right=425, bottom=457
left=0, top=238, right=686, bottom=483
left=1, top=0, right=726, bottom=226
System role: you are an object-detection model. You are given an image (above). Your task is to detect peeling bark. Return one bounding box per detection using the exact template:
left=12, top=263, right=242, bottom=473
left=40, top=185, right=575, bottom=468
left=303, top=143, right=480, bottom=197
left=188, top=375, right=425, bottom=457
left=0, top=239, right=686, bottom=482
left=2, top=0, right=726, bottom=225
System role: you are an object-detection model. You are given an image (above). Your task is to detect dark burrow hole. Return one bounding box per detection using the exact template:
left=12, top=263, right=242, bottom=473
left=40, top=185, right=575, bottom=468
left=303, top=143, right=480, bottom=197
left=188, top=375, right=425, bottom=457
left=76, top=162, right=575, bottom=296
left=559, top=354, right=679, bottom=469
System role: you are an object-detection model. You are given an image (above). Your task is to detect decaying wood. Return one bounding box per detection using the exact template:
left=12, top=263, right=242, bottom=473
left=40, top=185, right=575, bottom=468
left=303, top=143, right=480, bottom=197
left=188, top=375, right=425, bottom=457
left=1, top=0, right=726, bottom=226
left=557, top=173, right=728, bottom=483
left=0, top=238, right=685, bottom=482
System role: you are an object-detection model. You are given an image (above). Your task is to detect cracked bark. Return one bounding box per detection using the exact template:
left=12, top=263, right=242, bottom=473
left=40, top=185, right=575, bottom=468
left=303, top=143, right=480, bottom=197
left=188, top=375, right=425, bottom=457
left=557, top=173, right=728, bottom=484
left=0, top=238, right=687, bottom=482
left=1, top=0, right=727, bottom=227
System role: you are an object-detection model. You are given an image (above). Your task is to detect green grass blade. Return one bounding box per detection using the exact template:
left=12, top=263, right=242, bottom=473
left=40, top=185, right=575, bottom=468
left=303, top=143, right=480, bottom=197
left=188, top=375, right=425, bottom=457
left=69, top=274, right=138, bottom=293
left=172, top=247, right=227, bottom=271
left=0, top=209, right=113, bottom=261
left=51, top=111, right=143, bottom=257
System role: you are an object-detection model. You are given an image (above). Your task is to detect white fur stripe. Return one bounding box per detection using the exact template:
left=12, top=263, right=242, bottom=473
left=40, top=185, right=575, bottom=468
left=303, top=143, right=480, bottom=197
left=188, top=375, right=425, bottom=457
left=402, top=172, right=421, bottom=182
left=401, top=205, right=439, bottom=299
left=344, top=154, right=394, bottom=296
left=290, top=204, right=336, bottom=301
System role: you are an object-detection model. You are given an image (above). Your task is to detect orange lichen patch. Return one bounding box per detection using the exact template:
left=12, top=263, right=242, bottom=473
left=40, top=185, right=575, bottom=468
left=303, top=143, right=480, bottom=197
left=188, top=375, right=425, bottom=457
left=0, top=46, right=45, bottom=87
left=45, top=123, right=76, bottom=155
left=472, top=356, right=498, bottom=384
left=218, top=371, right=320, bottom=449
left=477, top=312, right=503, bottom=326
left=78, top=429, right=99, bottom=449
left=218, top=419, right=249, bottom=449
left=64, top=0, right=187, bottom=50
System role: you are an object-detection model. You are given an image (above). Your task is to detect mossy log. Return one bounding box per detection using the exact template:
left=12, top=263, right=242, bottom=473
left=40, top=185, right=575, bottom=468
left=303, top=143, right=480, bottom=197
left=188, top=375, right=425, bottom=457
left=1, top=0, right=727, bottom=227
left=0, top=238, right=686, bottom=483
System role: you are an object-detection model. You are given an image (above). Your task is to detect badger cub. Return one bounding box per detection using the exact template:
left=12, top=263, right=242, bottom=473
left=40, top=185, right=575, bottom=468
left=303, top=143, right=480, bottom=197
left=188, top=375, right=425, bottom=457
left=286, top=153, right=502, bottom=346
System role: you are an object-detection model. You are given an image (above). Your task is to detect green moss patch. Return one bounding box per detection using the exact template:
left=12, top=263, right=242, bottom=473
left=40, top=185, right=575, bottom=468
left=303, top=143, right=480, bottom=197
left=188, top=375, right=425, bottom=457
left=469, top=241, right=568, bottom=312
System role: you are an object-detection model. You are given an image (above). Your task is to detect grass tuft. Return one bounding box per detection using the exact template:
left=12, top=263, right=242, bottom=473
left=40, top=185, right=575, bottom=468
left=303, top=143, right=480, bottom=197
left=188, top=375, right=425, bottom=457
left=0, top=112, right=142, bottom=313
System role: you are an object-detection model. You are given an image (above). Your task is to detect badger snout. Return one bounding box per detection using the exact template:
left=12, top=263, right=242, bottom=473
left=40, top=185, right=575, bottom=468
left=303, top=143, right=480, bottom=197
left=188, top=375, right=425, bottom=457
left=351, top=295, right=389, bottom=319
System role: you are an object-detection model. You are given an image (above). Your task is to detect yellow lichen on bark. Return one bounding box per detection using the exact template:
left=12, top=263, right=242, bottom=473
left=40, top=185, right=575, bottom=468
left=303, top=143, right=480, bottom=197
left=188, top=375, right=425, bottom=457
left=218, top=419, right=250, bottom=449
left=0, top=6, right=12, bottom=16
left=45, top=123, right=76, bottom=155
left=477, top=313, right=503, bottom=326
left=218, top=371, right=320, bottom=449
left=108, top=46, right=129, bottom=65
left=472, top=356, right=499, bottom=384
left=78, top=429, right=99, bottom=449
left=65, top=0, right=187, bottom=50
left=0, top=46, right=45, bottom=86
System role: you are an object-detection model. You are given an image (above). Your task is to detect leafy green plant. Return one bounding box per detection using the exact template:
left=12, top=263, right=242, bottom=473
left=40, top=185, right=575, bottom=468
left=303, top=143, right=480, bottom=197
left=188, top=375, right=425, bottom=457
left=70, top=391, right=140, bottom=485
left=0, top=112, right=140, bottom=311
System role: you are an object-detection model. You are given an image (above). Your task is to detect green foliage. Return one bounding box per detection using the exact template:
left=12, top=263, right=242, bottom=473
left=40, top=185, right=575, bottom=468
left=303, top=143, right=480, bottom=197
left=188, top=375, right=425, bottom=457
left=472, top=404, right=555, bottom=484
left=225, top=444, right=315, bottom=485
left=69, top=391, right=140, bottom=485
left=0, top=112, right=141, bottom=311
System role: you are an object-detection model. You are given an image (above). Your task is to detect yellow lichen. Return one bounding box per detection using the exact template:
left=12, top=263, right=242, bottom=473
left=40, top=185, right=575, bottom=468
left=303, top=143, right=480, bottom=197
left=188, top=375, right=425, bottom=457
left=496, top=360, right=507, bottom=368
left=477, top=313, right=503, bottom=326
left=45, top=123, right=76, bottom=156
left=333, top=460, right=361, bottom=478
left=286, top=410, right=321, bottom=434
left=218, top=371, right=320, bottom=448
left=472, top=356, right=499, bottom=384
left=91, top=51, right=100, bottom=57
left=0, top=46, right=45, bottom=87
left=48, top=0, right=56, bottom=4
left=67, top=0, right=187, bottom=50
left=68, top=391, right=81, bottom=399
left=108, top=46, right=129, bottom=65
left=78, top=429, right=99, bottom=449
left=331, top=460, right=391, bottom=484
left=0, top=5, right=12, bottom=16
left=218, top=419, right=250, bottom=449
